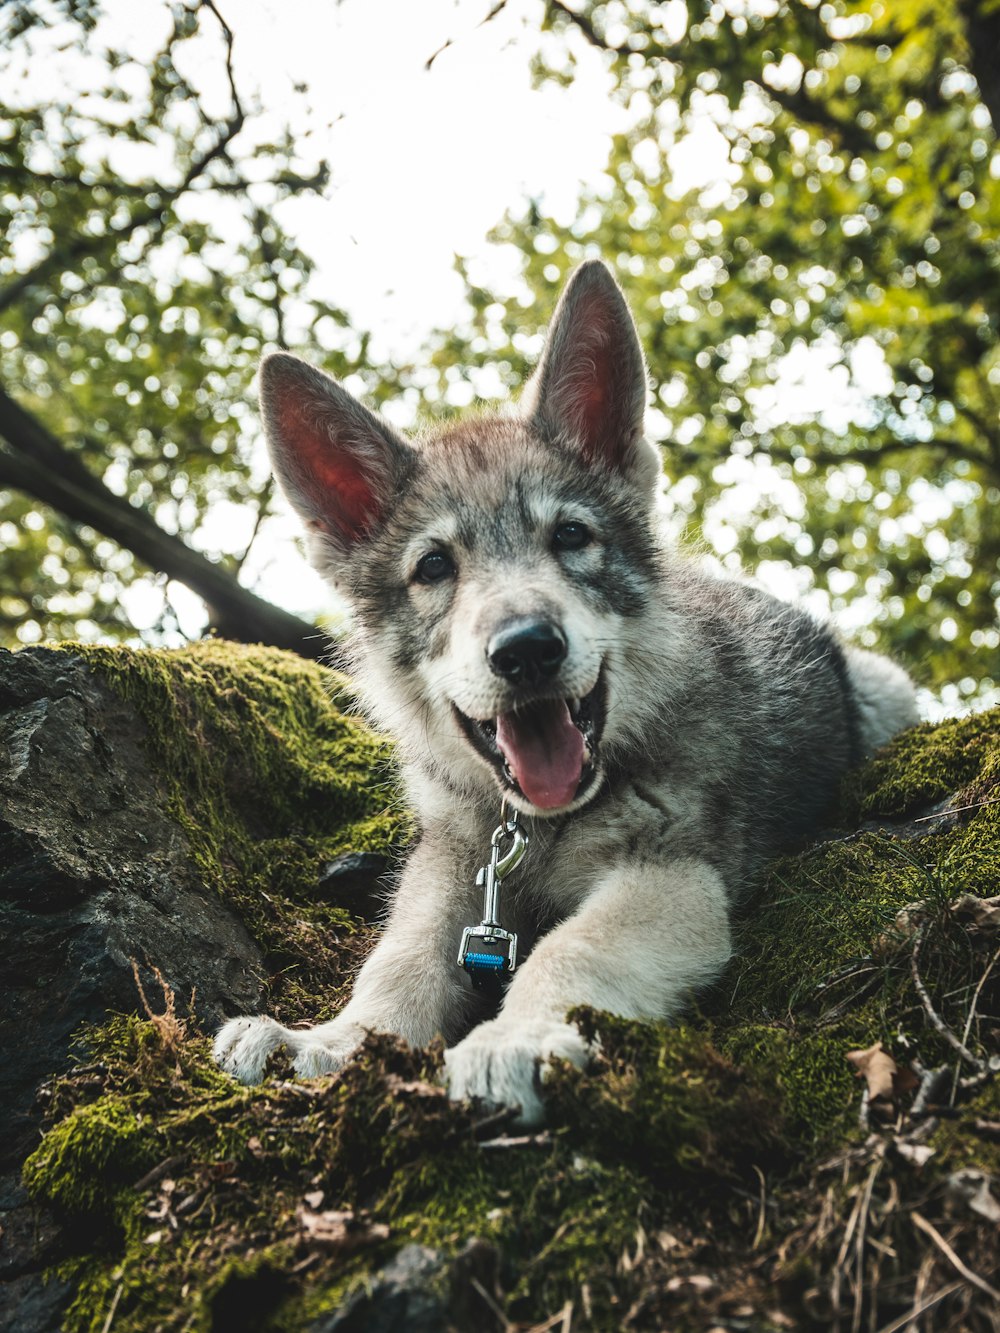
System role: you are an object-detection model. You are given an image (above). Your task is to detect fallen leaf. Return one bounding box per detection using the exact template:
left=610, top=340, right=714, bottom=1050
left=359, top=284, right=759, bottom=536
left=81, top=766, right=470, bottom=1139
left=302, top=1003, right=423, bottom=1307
left=895, top=1142, right=935, bottom=1167
left=951, top=893, right=1000, bottom=932
left=297, top=1206, right=389, bottom=1254
left=947, top=1169, right=1000, bottom=1223
left=846, top=1042, right=898, bottom=1102
left=303, top=1190, right=325, bottom=1210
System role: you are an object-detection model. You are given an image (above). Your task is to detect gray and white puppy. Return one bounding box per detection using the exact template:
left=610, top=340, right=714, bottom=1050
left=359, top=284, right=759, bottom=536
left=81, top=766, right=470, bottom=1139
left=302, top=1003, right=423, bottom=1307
left=214, top=261, right=917, bottom=1123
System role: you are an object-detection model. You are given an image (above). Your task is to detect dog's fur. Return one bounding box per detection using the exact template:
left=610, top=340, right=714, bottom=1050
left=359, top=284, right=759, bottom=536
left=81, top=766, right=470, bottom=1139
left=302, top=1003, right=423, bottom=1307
left=214, top=261, right=918, bottom=1124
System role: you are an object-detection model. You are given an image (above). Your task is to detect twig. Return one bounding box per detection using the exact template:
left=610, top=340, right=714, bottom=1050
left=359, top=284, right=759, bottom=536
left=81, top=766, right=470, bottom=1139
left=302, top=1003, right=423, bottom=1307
left=545, top=0, right=631, bottom=55
left=524, top=1302, right=574, bottom=1333
left=872, top=1279, right=965, bottom=1333
left=478, top=1132, right=552, bottom=1150
left=100, top=1282, right=124, bottom=1333
left=751, top=1164, right=767, bottom=1250
left=951, top=942, right=1000, bottom=1105
left=911, top=1211, right=1000, bottom=1302
left=831, top=1167, right=867, bottom=1323
left=425, top=0, right=510, bottom=70
left=912, top=797, right=1000, bottom=824
left=469, top=1276, right=513, bottom=1332
left=959, top=1063, right=999, bottom=1092
left=472, top=1106, right=520, bottom=1138
left=133, top=1154, right=188, bottom=1192
left=910, top=929, right=985, bottom=1071
left=851, top=1158, right=882, bottom=1333
left=233, top=478, right=274, bottom=576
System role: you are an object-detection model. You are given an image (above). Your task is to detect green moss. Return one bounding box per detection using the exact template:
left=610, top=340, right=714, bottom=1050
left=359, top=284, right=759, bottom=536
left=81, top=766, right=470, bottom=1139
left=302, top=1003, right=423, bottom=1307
left=20, top=653, right=1000, bottom=1330
left=23, top=1094, right=158, bottom=1221
left=67, top=640, right=410, bottom=1018
left=547, top=1012, right=787, bottom=1187
left=841, top=707, right=1000, bottom=820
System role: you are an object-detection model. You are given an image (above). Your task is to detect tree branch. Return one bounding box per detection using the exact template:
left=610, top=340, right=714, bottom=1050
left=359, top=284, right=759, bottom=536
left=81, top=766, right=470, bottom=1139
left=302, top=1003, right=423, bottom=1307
left=761, top=434, right=998, bottom=481
left=0, top=384, right=331, bottom=662
left=0, top=1, right=245, bottom=316
left=544, top=0, right=631, bottom=56
left=959, top=0, right=1000, bottom=132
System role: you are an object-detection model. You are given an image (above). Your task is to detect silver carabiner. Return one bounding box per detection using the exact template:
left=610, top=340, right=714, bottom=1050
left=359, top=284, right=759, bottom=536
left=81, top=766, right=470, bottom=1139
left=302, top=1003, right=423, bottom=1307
left=457, top=804, right=530, bottom=988
left=490, top=809, right=528, bottom=882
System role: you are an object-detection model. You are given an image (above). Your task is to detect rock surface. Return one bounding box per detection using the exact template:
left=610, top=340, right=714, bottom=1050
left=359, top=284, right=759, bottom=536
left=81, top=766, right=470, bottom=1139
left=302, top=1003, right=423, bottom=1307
left=0, top=647, right=266, bottom=1166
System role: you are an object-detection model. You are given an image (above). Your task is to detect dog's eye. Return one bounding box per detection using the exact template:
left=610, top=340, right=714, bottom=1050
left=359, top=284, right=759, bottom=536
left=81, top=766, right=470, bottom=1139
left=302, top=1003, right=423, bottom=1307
left=413, top=550, right=456, bottom=584
left=553, top=521, right=591, bottom=552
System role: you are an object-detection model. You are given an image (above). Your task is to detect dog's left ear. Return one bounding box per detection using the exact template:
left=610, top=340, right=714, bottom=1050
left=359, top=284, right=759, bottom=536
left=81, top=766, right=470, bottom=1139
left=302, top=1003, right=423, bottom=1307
left=523, top=260, right=652, bottom=479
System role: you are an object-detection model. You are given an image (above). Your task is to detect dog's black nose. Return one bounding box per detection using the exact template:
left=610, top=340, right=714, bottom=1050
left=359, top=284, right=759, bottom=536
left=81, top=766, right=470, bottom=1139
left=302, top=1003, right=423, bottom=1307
left=487, top=618, right=568, bottom=685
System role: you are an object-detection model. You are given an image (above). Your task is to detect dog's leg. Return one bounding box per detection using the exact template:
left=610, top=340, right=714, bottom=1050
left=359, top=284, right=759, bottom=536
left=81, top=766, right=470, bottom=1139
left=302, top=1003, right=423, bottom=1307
left=443, top=855, right=732, bottom=1125
left=215, top=839, right=472, bottom=1083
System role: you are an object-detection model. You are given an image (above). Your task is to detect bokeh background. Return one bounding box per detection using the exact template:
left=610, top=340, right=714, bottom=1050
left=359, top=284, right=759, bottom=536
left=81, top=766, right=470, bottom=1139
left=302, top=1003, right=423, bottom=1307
left=2, top=0, right=998, bottom=710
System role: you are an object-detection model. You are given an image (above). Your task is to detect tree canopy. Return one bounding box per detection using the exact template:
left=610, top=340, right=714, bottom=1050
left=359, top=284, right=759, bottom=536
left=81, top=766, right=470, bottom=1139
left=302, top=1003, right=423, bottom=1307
left=0, top=0, right=365, bottom=654
left=417, top=0, right=1000, bottom=700
left=2, top=0, right=998, bottom=702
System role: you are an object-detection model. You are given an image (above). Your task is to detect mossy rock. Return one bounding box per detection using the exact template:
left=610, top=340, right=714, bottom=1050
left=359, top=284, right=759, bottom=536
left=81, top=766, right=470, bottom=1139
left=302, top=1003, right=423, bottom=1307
left=7, top=645, right=1000, bottom=1331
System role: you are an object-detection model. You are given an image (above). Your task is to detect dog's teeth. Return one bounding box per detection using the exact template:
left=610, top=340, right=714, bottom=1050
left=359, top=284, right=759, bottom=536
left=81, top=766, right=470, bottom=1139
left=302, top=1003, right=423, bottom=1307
left=569, top=698, right=581, bottom=720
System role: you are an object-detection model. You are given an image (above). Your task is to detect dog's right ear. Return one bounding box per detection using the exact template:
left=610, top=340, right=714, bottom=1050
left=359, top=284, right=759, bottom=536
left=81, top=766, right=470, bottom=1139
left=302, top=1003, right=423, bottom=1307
left=259, top=352, right=410, bottom=552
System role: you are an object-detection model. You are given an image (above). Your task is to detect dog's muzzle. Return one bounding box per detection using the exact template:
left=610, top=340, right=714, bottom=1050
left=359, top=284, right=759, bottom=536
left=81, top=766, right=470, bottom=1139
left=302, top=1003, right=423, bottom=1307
left=453, top=666, right=606, bottom=813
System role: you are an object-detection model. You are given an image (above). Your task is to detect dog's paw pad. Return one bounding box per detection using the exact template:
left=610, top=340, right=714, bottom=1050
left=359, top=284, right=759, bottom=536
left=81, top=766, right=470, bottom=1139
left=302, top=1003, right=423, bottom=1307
left=443, top=1020, right=590, bottom=1127
left=213, top=1015, right=289, bottom=1084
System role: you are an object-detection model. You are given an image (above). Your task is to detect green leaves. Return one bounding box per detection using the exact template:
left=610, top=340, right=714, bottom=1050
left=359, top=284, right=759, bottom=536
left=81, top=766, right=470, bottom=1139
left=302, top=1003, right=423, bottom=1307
left=430, top=0, right=1000, bottom=697
left=0, top=1, right=354, bottom=647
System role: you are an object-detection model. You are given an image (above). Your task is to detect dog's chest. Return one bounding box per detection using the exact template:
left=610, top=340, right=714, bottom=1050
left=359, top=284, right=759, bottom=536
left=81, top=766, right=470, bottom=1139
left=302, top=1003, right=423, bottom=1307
left=512, top=777, right=694, bottom=916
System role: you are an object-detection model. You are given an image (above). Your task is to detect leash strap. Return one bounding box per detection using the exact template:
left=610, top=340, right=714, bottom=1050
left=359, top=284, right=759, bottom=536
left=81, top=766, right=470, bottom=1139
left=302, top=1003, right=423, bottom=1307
left=458, top=805, right=528, bottom=994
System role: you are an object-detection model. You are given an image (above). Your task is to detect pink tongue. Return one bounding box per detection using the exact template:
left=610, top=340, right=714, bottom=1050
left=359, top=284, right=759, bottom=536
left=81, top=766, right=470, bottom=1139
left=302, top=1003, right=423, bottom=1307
left=495, top=700, right=585, bottom=810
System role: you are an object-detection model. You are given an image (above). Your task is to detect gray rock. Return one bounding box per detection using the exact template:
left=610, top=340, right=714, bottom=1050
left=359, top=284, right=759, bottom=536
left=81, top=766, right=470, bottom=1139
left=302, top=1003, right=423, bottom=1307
left=310, top=1240, right=504, bottom=1333
left=0, top=647, right=267, bottom=1331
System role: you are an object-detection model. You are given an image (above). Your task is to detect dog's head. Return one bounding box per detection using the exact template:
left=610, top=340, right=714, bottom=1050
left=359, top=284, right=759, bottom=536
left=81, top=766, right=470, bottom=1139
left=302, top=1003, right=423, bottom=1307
left=260, top=261, right=667, bottom=816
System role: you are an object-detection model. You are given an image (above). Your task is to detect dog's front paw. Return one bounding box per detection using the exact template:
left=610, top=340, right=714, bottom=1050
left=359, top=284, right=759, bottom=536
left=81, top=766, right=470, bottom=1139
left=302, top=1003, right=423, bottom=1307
left=214, top=1015, right=293, bottom=1084
left=213, top=1015, right=365, bottom=1084
left=443, top=1018, right=591, bottom=1127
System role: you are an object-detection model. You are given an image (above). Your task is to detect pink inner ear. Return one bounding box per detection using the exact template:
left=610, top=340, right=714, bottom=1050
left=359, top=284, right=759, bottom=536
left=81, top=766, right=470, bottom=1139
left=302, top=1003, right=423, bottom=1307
left=561, top=291, right=631, bottom=470
left=277, top=392, right=381, bottom=541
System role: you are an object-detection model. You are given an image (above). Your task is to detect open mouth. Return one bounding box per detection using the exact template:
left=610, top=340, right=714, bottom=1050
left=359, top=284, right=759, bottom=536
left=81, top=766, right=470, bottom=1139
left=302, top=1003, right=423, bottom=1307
left=454, top=669, right=606, bottom=811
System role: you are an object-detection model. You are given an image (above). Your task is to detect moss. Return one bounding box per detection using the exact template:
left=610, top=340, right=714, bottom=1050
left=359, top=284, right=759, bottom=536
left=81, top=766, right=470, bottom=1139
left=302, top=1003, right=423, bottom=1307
left=841, top=707, right=1000, bottom=820
left=20, top=652, right=1000, bottom=1330
left=546, top=1013, right=788, bottom=1188
left=22, top=1094, right=158, bottom=1221
left=66, top=640, right=410, bottom=1018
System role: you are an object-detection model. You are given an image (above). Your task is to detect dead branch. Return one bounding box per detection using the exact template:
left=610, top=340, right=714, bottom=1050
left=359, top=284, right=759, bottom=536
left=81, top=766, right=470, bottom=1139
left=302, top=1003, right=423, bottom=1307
left=910, top=928, right=986, bottom=1072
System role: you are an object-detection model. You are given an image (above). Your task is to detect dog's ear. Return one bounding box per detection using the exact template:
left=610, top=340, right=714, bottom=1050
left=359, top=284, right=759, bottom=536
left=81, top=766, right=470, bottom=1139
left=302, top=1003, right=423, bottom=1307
left=259, top=353, right=410, bottom=551
left=523, top=260, right=649, bottom=473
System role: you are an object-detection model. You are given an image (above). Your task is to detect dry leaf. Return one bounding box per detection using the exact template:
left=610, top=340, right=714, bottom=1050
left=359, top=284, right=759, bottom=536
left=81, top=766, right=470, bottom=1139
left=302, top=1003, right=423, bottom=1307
left=895, top=1142, right=935, bottom=1167
left=951, top=893, right=1000, bottom=932
left=947, top=1170, right=1000, bottom=1223
left=846, top=1042, right=898, bottom=1101
left=297, top=1206, right=389, bottom=1254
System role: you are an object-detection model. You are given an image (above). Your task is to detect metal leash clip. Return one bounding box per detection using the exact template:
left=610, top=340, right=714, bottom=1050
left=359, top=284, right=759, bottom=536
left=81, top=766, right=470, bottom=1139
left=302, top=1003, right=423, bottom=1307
left=458, top=805, right=528, bottom=992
